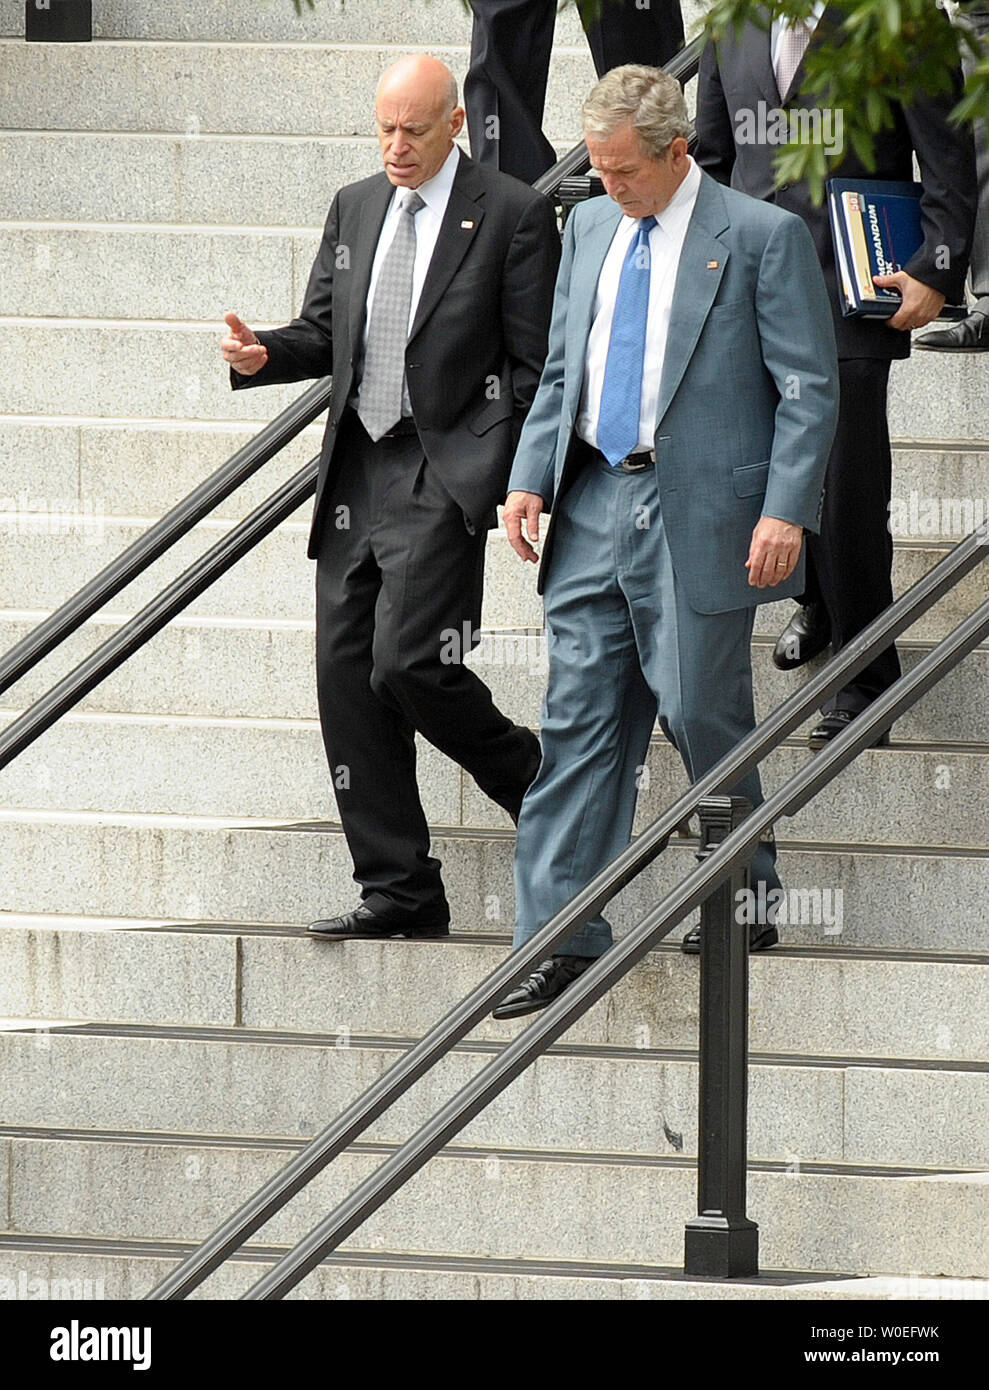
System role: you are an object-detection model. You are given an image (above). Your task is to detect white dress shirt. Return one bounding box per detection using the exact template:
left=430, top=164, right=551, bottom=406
left=362, top=142, right=461, bottom=415
left=771, top=0, right=825, bottom=70
left=577, top=155, right=702, bottom=453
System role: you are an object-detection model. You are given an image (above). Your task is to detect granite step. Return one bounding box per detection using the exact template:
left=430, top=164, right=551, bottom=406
left=0, top=507, right=983, bottom=637
left=0, top=1024, right=984, bottom=1169
left=2, top=608, right=986, bottom=745
left=2, top=315, right=989, bottom=442
left=0, top=0, right=634, bottom=46
left=3, top=1131, right=986, bottom=1277
left=0, top=130, right=394, bottom=226
left=1, top=703, right=987, bottom=844
left=1, top=809, right=987, bottom=951
left=0, top=39, right=596, bottom=142
left=1, top=1235, right=983, bottom=1300
left=0, top=919, right=985, bottom=1060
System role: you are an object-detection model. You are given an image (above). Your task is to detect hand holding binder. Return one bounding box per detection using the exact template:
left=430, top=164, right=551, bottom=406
left=871, top=270, right=946, bottom=332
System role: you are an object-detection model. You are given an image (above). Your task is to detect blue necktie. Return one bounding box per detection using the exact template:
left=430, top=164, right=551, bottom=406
left=596, top=215, right=657, bottom=467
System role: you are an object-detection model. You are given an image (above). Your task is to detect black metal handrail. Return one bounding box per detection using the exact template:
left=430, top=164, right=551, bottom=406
left=0, top=459, right=321, bottom=772
left=0, top=378, right=332, bottom=700
left=147, top=520, right=989, bottom=1299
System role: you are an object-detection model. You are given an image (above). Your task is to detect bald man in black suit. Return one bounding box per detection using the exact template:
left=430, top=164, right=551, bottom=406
left=223, top=56, right=560, bottom=941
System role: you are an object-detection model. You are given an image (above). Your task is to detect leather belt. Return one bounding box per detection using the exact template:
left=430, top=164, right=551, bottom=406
left=576, top=436, right=655, bottom=472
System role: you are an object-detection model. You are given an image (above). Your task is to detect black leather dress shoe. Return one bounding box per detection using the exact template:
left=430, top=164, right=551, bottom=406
left=772, top=603, right=832, bottom=671
left=914, top=311, right=989, bottom=353
left=492, top=954, right=596, bottom=1019
left=680, top=921, right=779, bottom=954
left=808, top=708, right=890, bottom=751
left=307, top=904, right=450, bottom=941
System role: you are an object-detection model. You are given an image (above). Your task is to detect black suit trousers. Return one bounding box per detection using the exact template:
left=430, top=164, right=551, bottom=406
left=465, top=0, right=685, bottom=184
left=800, top=358, right=902, bottom=713
left=314, top=411, right=538, bottom=917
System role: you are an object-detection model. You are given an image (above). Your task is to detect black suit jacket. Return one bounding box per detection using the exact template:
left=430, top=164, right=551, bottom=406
left=695, top=6, right=977, bottom=360
left=232, top=149, right=560, bottom=555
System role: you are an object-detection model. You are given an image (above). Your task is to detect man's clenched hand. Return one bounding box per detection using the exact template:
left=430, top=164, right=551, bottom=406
left=503, top=490, right=547, bottom=563
left=221, top=311, right=269, bottom=375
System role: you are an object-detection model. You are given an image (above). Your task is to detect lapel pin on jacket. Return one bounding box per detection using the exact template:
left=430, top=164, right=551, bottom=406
left=461, top=220, right=475, bottom=229
left=707, top=259, right=719, bottom=269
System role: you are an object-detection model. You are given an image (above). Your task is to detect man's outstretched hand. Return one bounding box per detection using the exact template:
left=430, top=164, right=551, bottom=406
left=221, top=312, right=268, bottom=376
left=503, top=490, right=547, bottom=563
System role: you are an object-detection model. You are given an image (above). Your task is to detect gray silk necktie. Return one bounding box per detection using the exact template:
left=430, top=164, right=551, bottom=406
left=358, top=189, right=426, bottom=441
left=775, top=21, right=812, bottom=102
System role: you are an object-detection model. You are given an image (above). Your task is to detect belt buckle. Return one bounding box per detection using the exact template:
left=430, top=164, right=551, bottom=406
left=620, top=452, right=651, bottom=473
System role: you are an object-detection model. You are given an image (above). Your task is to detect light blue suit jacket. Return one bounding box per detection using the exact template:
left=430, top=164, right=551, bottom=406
left=507, top=171, right=839, bottom=614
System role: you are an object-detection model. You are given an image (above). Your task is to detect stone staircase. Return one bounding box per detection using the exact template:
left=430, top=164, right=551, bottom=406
left=0, top=1, right=987, bottom=1300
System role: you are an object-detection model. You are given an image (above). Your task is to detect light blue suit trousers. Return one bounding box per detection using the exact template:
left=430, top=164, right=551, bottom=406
left=513, top=452, right=780, bottom=958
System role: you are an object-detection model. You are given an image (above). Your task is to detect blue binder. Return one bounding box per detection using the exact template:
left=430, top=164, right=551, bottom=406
left=828, top=177, right=967, bottom=321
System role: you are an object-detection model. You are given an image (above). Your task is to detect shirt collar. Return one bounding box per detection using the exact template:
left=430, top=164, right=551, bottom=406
left=778, top=1, right=825, bottom=35
left=393, top=142, right=460, bottom=213
left=655, top=154, right=701, bottom=236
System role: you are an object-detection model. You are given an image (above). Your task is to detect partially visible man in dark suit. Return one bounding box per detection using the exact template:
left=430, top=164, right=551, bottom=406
left=916, top=4, right=989, bottom=353
left=221, top=55, right=560, bottom=941
left=696, top=4, right=977, bottom=746
left=466, top=0, right=685, bottom=184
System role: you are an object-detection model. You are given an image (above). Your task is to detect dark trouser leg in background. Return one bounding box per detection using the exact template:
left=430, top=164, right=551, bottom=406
left=465, top=0, right=557, bottom=184
left=811, top=357, right=901, bottom=714
left=579, top=0, right=684, bottom=76
left=466, top=0, right=686, bottom=184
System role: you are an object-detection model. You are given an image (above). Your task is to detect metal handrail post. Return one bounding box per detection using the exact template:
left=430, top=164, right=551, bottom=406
left=684, top=796, right=758, bottom=1277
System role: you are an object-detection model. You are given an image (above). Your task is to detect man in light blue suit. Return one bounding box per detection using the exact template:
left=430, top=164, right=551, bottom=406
left=493, top=64, right=839, bottom=1019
